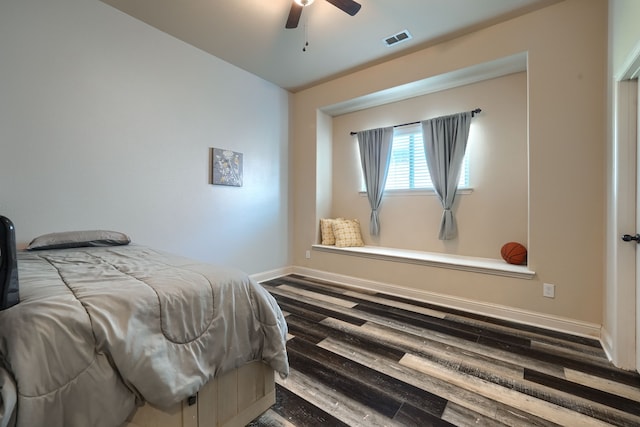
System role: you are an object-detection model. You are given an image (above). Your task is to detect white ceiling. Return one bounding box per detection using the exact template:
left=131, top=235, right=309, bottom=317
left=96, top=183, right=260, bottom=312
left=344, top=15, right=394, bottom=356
left=99, top=0, right=560, bottom=92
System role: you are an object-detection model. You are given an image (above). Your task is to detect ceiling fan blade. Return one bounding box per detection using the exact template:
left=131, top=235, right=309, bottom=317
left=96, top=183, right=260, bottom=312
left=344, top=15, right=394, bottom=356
left=325, top=0, right=361, bottom=16
left=285, top=2, right=303, bottom=29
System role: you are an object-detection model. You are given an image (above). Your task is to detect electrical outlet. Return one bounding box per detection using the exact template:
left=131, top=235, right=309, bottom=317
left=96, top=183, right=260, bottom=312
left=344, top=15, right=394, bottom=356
left=543, top=283, right=555, bottom=298
left=305, top=250, right=311, bottom=259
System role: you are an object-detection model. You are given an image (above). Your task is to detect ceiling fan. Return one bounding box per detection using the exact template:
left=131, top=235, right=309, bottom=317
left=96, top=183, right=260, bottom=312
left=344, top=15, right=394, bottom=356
left=285, top=0, right=361, bottom=29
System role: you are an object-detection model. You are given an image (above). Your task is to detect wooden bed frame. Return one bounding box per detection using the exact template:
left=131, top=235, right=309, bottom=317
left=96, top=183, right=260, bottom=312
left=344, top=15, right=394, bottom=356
left=124, top=361, right=275, bottom=427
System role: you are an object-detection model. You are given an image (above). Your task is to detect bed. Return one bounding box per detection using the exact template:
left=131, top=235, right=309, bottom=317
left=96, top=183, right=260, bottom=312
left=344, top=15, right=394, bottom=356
left=0, top=217, right=289, bottom=427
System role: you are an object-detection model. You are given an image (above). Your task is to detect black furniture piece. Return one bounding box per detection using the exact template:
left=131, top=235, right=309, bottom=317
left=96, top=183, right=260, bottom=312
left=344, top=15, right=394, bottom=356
left=0, top=216, right=20, bottom=310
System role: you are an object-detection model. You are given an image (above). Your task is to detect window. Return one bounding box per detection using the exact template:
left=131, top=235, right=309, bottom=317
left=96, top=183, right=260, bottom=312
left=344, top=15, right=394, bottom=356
left=383, top=124, right=469, bottom=191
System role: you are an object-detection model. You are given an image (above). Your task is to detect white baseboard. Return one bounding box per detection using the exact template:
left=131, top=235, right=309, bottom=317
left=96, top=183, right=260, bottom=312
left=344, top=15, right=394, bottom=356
left=250, top=266, right=294, bottom=284
left=287, top=266, right=602, bottom=340
left=600, top=327, right=614, bottom=364
left=600, top=324, right=639, bottom=371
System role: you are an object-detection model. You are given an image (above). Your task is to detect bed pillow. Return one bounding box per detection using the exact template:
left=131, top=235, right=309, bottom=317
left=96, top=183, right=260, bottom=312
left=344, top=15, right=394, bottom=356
left=332, top=219, right=364, bottom=248
left=319, top=218, right=343, bottom=245
left=26, top=230, right=131, bottom=251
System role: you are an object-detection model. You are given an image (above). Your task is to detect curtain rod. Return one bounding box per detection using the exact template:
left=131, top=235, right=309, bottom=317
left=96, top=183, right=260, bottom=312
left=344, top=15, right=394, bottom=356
left=349, top=108, right=481, bottom=136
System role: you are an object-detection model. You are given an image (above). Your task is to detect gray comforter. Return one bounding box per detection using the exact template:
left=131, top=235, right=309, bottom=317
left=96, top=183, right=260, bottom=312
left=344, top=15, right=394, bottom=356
left=0, top=246, right=289, bottom=427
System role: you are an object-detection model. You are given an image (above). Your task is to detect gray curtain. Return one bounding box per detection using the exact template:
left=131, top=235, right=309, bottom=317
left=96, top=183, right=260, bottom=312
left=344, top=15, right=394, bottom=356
left=421, top=112, right=472, bottom=240
left=357, top=127, right=394, bottom=236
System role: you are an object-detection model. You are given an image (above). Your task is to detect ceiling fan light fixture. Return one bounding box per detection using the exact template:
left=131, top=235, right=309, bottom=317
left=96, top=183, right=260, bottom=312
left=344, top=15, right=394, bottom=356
left=286, top=0, right=359, bottom=29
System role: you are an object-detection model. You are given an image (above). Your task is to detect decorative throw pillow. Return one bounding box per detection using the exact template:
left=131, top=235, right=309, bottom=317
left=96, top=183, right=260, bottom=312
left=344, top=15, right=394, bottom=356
left=320, top=218, right=343, bottom=245
left=332, top=219, right=364, bottom=248
left=27, top=230, right=131, bottom=250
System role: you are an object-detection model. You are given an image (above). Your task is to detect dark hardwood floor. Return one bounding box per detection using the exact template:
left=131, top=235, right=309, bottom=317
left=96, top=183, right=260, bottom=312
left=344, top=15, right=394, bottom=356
left=249, top=274, right=640, bottom=427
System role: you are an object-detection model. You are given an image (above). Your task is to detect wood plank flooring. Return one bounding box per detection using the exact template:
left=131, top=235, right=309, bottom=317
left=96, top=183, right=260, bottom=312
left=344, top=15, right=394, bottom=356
left=248, top=274, right=640, bottom=427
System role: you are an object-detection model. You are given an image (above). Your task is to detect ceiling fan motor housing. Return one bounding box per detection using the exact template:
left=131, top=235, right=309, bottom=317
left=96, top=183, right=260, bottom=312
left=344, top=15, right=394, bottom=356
left=287, top=0, right=360, bottom=29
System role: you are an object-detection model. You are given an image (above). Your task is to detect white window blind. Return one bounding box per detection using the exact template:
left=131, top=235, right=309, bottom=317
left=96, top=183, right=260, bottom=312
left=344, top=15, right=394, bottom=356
left=383, top=124, right=469, bottom=191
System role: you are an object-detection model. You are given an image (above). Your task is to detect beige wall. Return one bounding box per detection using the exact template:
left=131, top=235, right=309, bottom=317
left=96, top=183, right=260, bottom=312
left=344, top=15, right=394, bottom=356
left=292, top=0, right=607, bottom=325
left=331, top=73, right=528, bottom=258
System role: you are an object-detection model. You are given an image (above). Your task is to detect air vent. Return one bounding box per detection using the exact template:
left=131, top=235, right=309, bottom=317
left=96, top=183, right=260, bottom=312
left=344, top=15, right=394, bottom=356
left=383, top=30, right=412, bottom=47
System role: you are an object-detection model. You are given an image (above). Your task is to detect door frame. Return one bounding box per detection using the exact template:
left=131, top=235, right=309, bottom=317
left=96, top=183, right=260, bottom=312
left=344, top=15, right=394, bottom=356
left=609, top=45, right=640, bottom=372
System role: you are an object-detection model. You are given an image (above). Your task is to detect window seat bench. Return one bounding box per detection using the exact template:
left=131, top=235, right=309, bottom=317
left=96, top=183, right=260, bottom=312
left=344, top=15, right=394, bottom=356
left=311, top=244, right=535, bottom=279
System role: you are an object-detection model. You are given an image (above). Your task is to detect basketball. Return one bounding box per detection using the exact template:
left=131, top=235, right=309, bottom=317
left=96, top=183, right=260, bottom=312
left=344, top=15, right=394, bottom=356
left=500, top=242, right=527, bottom=265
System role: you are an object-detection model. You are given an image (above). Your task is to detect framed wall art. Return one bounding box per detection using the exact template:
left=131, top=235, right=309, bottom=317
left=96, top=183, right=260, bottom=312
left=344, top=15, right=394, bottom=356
left=211, top=148, right=243, bottom=187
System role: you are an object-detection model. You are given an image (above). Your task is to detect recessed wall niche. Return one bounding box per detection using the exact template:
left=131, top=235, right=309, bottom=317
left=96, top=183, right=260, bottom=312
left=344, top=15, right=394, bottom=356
left=316, top=53, right=528, bottom=259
